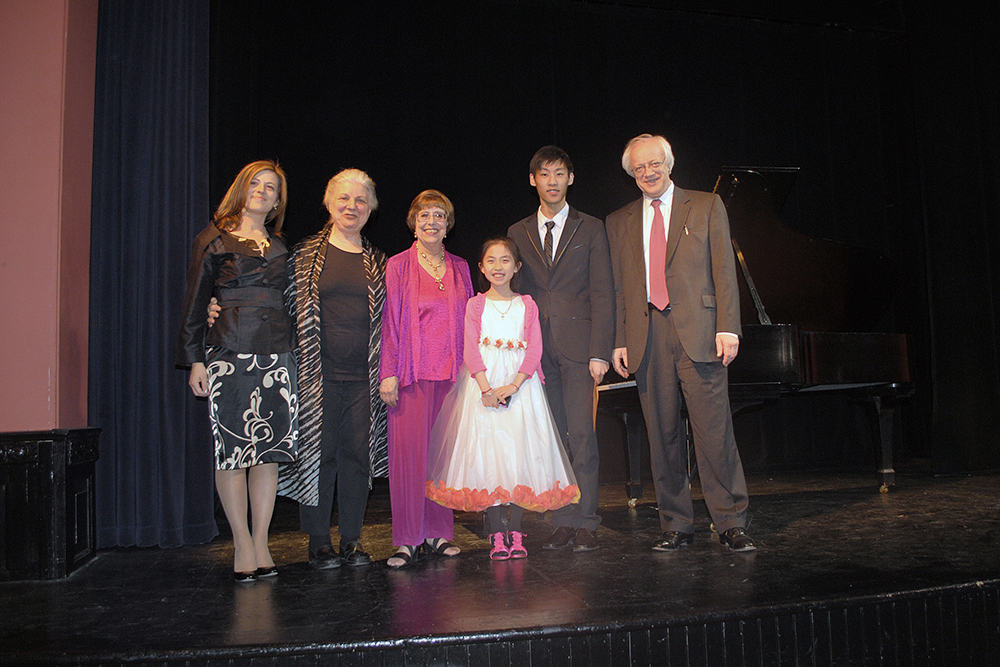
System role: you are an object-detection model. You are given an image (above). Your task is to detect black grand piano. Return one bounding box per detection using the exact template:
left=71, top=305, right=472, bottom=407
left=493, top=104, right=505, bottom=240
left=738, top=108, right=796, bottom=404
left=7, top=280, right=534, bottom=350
left=598, top=167, right=912, bottom=502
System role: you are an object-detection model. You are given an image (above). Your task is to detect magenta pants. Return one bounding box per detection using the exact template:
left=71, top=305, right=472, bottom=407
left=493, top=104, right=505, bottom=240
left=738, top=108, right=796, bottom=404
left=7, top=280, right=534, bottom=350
left=387, top=379, right=455, bottom=546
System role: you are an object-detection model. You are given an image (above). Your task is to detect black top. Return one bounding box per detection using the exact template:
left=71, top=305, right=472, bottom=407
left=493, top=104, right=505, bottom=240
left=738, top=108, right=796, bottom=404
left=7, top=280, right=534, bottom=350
left=319, top=244, right=369, bottom=381
left=176, top=224, right=294, bottom=365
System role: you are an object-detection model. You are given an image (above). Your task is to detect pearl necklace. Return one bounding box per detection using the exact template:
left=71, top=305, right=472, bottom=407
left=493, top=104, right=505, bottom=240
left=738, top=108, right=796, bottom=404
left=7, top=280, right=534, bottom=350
left=419, top=246, right=446, bottom=291
left=489, top=297, right=514, bottom=319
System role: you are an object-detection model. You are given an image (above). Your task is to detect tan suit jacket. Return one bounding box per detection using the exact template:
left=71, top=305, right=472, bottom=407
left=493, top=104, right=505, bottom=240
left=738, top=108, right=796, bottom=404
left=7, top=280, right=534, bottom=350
left=606, top=186, right=741, bottom=371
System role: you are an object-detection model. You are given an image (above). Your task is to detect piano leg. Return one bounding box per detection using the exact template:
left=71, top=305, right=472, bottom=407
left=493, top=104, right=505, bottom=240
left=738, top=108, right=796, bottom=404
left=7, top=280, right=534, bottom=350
left=624, top=411, right=644, bottom=507
left=875, top=396, right=897, bottom=493
left=855, top=391, right=898, bottom=493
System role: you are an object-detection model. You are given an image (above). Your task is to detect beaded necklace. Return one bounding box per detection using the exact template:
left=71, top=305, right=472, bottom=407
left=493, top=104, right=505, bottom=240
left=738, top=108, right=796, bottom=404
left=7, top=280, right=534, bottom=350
left=419, top=246, right=446, bottom=291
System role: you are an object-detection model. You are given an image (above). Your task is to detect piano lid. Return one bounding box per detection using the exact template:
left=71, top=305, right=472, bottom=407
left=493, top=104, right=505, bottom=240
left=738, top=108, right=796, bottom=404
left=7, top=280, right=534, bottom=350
left=715, top=167, right=898, bottom=333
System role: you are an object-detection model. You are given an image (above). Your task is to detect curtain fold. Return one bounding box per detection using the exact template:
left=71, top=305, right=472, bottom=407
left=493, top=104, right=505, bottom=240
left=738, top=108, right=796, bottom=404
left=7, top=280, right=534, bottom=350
left=89, top=0, right=217, bottom=548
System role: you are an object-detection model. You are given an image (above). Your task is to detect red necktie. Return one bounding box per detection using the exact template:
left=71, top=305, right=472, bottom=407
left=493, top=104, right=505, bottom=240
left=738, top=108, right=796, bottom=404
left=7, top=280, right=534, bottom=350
left=649, top=199, right=670, bottom=310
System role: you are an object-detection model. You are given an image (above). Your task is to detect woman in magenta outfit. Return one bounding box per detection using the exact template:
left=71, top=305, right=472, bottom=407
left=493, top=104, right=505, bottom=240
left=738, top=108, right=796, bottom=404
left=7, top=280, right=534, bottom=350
left=379, top=190, right=474, bottom=568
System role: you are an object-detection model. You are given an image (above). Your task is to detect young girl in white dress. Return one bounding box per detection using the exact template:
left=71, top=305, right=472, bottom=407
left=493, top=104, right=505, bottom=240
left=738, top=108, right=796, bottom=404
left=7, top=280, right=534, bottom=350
left=426, top=237, right=579, bottom=560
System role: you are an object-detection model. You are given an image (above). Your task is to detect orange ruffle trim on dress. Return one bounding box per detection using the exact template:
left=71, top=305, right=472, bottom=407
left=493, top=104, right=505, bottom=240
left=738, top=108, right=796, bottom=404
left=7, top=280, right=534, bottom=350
left=425, top=481, right=581, bottom=513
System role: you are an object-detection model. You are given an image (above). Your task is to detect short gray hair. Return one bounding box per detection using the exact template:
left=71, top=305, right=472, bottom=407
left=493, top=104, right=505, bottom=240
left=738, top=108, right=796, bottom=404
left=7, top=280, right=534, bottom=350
left=621, top=134, right=675, bottom=177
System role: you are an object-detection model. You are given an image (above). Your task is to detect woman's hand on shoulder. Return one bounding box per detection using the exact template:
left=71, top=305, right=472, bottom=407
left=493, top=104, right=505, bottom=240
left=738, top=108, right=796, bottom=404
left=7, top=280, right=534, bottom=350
left=379, top=376, right=399, bottom=407
left=206, top=297, right=220, bottom=328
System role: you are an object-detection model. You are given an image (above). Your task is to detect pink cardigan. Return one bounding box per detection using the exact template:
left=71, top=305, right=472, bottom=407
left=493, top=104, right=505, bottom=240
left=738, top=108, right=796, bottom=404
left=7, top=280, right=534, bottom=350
left=379, top=243, right=474, bottom=387
left=463, top=293, right=545, bottom=382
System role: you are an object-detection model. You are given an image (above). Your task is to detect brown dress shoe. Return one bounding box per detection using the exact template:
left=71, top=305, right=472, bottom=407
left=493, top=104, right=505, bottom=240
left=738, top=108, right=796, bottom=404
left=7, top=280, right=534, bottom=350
left=541, top=526, right=576, bottom=550
left=652, top=531, right=695, bottom=551
left=571, top=528, right=600, bottom=552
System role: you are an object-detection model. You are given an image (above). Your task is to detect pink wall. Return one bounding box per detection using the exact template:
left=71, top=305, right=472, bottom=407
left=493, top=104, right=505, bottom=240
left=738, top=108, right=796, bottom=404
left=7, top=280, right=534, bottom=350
left=0, top=0, right=98, bottom=431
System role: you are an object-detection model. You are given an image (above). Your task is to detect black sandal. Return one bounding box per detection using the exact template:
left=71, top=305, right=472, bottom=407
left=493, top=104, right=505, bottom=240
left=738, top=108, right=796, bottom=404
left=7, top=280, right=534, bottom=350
left=422, top=537, right=461, bottom=557
left=387, top=545, right=418, bottom=568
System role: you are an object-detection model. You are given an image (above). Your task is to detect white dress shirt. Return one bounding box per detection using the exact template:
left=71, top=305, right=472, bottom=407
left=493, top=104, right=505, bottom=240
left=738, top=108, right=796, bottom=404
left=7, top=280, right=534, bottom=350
left=536, top=203, right=570, bottom=260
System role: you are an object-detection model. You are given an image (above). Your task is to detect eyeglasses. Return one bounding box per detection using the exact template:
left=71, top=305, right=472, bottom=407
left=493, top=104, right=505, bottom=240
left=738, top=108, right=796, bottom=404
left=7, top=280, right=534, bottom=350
left=632, top=160, right=664, bottom=177
left=416, top=210, right=447, bottom=222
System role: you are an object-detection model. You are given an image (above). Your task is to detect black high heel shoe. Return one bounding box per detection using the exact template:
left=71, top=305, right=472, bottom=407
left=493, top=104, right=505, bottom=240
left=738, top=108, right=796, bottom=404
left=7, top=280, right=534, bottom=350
left=234, top=570, right=258, bottom=582
left=255, top=565, right=278, bottom=577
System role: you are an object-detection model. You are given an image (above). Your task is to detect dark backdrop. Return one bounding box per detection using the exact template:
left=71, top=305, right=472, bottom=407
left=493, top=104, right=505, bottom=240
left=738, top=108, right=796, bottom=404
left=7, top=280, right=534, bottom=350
left=208, top=0, right=923, bottom=470
left=89, top=0, right=1000, bottom=547
left=90, top=0, right=216, bottom=548
left=210, top=2, right=895, bottom=254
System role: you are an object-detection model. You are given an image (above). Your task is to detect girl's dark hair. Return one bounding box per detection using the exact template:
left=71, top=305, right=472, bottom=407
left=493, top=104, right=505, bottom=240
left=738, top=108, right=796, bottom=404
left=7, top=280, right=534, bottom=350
left=478, top=236, right=521, bottom=266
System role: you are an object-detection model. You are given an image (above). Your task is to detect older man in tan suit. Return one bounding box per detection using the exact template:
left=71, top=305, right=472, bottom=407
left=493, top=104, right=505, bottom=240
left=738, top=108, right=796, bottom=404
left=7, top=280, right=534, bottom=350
left=605, top=134, right=755, bottom=552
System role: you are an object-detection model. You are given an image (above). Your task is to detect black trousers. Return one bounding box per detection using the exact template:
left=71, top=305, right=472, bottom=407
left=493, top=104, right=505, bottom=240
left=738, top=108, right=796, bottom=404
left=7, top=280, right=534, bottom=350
left=542, top=349, right=601, bottom=531
left=485, top=504, right=525, bottom=533
left=299, top=378, right=371, bottom=543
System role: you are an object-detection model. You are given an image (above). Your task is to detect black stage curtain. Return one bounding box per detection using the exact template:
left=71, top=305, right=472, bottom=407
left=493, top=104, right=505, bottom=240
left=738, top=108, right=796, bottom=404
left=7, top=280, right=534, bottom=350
left=209, top=1, right=928, bottom=471
left=89, top=0, right=217, bottom=548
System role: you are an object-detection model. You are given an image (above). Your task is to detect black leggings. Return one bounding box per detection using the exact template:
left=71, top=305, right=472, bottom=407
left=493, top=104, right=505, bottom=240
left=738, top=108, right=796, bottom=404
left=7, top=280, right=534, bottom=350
left=485, top=504, right=524, bottom=534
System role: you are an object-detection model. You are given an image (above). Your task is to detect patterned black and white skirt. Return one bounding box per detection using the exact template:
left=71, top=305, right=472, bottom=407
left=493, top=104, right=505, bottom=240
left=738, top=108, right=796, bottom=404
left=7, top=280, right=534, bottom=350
left=206, top=346, right=298, bottom=470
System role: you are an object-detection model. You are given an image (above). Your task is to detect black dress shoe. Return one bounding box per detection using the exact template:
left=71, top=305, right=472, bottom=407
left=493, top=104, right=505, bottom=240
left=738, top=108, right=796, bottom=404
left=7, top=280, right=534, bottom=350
left=340, top=540, right=371, bottom=567
left=652, top=531, right=695, bottom=551
left=309, top=545, right=342, bottom=569
left=572, top=528, right=600, bottom=552
left=542, top=526, right=576, bottom=550
left=234, top=570, right=258, bottom=582
left=719, top=527, right=756, bottom=552
left=255, top=565, right=278, bottom=577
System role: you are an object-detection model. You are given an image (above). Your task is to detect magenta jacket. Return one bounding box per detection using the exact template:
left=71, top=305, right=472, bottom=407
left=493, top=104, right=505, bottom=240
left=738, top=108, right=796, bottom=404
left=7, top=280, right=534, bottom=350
left=380, top=243, right=474, bottom=387
left=463, top=294, right=545, bottom=382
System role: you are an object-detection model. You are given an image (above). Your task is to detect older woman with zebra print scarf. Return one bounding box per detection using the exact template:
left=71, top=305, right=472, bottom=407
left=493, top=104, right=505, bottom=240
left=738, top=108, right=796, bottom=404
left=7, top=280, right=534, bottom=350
left=275, top=168, right=389, bottom=569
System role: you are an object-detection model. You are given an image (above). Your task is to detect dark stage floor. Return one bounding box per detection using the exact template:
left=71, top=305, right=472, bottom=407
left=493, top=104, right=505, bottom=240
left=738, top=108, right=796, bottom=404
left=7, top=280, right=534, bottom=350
left=3, top=471, right=1000, bottom=665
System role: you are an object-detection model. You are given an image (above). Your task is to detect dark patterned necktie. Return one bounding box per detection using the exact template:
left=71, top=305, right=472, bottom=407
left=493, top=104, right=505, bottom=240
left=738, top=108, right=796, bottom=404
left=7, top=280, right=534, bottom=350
left=543, top=220, right=555, bottom=266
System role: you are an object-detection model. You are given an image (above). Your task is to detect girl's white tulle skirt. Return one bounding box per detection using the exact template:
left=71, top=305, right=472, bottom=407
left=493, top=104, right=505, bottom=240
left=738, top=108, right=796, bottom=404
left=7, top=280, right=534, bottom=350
left=426, top=353, right=579, bottom=513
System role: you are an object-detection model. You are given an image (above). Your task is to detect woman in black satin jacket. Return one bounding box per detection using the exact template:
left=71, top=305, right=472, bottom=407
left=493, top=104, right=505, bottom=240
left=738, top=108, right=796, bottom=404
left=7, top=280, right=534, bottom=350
left=176, top=160, right=298, bottom=582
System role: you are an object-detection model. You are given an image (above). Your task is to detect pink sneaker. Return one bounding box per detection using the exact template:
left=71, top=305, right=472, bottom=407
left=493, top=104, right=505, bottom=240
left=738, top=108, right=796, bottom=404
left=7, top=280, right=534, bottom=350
left=489, top=532, right=510, bottom=560
left=508, top=531, right=527, bottom=559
